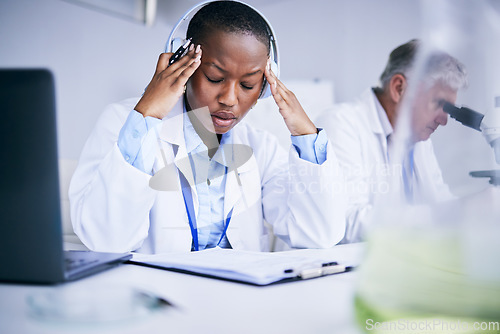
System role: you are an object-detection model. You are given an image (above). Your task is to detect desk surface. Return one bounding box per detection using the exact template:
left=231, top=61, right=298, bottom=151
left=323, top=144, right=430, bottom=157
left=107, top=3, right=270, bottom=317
left=0, top=244, right=364, bottom=334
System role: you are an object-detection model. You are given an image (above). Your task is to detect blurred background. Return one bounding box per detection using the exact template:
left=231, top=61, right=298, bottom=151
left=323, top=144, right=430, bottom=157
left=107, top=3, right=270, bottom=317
left=0, top=0, right=497, bottom=198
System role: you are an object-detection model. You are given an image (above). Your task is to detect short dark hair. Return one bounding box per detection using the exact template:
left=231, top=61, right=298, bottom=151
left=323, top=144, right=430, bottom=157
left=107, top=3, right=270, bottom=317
left=378, top=39, right=420, bottom=89
left=186, top=1, right=271, bottom=55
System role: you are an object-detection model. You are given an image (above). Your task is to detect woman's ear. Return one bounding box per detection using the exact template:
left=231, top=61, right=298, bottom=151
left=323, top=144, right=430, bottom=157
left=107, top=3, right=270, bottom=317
left=389, top=74, right=407, bottom=104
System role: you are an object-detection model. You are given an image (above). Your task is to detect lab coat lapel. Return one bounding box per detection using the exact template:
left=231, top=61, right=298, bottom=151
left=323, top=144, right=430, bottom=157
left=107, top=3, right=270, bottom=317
left=224, top=169, right=242, bottom=219
left=365, top=90, right=385, bottom=135
left=159, top=99, right=199, bottom=215
left=365, top=89, right=390, bottom=163
left=412, top=141, right=436, bottom=203
left=222, top=134, right=255, bottom=221
left=174, top=144, right=199, bottom=218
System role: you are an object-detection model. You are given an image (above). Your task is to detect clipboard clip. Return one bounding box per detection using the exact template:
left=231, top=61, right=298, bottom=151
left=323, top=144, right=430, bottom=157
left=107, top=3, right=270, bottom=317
left=284, top=262, right=349, bottom=280
left=299, top=264, right=347, bottom=280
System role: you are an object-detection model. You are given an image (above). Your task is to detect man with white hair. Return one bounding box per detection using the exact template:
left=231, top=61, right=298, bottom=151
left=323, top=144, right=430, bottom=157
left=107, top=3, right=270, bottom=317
left=316, top=39, right=468, bottom=243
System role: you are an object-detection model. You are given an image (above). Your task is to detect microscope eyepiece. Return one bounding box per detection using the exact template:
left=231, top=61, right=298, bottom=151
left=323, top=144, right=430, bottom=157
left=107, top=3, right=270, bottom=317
left=443, top=102, right=484, bottom=132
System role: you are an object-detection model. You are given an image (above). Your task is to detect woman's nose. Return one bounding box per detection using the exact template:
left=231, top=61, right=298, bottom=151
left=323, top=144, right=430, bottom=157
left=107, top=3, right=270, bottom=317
left=218, top=82, right=238, bottom=107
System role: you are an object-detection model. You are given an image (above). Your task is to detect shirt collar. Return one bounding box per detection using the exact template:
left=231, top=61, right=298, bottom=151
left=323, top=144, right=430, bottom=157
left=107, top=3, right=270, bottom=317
left=182, top=102, right=233, bottom=167
left=183, top=103, right=204, bottom=154
left=371, top=88, right=394, bottom=138
left=212, top=133, right=233, bottom=167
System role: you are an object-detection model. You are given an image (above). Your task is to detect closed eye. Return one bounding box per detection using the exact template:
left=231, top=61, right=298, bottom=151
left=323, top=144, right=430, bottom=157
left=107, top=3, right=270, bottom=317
left=205, top=74, right=223, bottom=84
left=204, top=73, right=257, bottom=90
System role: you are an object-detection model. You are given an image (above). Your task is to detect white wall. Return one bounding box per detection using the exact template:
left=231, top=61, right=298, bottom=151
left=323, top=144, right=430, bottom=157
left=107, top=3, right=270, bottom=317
left=262, top=0, right=422, bottom=102
left=0, top=0, right=422, bottom=160
left=1, top=0, right=175, bottom=159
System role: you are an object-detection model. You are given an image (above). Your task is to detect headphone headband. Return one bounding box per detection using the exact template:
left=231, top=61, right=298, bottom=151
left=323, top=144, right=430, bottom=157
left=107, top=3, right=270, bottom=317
left=165, top=0, right=280, bottom=99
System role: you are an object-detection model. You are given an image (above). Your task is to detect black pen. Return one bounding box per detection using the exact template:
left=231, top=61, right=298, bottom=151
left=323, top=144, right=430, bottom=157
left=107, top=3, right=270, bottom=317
left=168, top=38, right=193, bottom=66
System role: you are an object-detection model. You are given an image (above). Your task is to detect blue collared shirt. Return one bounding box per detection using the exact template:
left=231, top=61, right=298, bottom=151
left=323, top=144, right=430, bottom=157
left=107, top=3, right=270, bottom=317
left=182, top=110, right=231, bottom=249
left=117, top=106, right=328, bottom=250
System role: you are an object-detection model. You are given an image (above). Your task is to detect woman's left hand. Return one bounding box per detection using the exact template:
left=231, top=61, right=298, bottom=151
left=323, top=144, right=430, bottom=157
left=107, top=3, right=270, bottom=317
left=264, top=61, right=317, bottom=136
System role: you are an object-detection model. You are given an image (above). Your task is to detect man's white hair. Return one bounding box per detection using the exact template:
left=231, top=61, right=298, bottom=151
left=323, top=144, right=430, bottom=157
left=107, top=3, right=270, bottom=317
left=378, top=39, right=468, bottom=91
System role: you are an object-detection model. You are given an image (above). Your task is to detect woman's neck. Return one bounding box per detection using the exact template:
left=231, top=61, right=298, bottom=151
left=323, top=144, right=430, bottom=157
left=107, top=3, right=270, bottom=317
left=185, top=96, right=221, bottom=158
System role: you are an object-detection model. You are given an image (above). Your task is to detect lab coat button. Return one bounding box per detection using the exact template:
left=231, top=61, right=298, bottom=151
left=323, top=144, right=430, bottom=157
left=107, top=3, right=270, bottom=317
left=132, top=130, right=139, bottom=138
left=319, top=144, right=325, bottom=151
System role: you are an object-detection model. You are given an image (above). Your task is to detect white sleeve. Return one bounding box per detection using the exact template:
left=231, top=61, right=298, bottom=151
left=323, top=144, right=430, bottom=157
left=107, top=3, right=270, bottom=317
left=69, top=102, right=158, bottom=252
left=316, top=109, right=371, bottom=244
left=259, top=131, right=347, bottom=249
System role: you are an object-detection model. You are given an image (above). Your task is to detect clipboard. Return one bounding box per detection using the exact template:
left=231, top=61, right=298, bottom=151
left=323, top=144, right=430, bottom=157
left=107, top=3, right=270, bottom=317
left=129, top=247, right=355, bottom=286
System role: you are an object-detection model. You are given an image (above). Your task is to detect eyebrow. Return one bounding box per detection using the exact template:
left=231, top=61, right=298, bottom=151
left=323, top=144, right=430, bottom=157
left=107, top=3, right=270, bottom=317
left=209, top=63, right=262, bottom=77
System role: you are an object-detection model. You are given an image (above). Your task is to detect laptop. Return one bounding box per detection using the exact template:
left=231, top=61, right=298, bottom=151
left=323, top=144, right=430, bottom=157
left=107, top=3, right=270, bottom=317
left=0, top=68, right=132, bottom=284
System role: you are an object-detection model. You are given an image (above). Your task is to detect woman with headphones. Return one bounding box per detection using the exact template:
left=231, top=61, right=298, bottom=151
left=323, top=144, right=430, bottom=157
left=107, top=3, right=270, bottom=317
left=69, top=1, right=346, bottom=253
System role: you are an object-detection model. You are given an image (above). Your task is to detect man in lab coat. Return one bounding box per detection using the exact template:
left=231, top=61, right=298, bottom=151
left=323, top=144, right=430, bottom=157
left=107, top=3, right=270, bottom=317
left=316, top=39, right=468, bottom=243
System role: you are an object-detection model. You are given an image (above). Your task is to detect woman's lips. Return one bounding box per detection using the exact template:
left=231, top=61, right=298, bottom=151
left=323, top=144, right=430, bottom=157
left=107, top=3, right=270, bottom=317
left=211, top=111, right=237, bottom=128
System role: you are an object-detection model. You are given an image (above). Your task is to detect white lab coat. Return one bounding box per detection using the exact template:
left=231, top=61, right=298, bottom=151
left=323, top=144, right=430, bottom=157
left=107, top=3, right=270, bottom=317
left=316, top=89, right=454, bottom=243
left=69, top=97, right=347, bottom=253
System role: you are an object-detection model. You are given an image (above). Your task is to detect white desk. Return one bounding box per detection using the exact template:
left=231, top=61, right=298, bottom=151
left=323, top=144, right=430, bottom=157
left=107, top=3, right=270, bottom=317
left=0, top=244, right=364, bottom=334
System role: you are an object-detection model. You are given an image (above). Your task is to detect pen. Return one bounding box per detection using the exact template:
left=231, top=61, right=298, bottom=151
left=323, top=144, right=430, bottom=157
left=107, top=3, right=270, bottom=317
left=137, top=291, right=175, bottom=309
left=168, top=38, right=192, bottom=66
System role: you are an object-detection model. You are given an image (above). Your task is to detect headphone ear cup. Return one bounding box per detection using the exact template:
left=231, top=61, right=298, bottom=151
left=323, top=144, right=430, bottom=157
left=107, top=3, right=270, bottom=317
left=259, top=60, right=279, bottom=100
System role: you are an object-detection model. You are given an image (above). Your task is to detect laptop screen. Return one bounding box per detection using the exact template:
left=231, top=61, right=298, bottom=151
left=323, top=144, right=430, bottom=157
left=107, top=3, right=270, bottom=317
left=0, top=69, right=66, bottom=282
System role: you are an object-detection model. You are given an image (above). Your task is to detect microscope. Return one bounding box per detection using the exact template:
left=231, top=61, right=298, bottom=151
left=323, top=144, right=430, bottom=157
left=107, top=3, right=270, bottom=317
left=444, top=98, right=500, bottom=186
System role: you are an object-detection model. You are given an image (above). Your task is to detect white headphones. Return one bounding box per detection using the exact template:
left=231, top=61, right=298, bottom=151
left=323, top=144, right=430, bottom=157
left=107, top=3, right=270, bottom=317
left=165, top=0, right=280, bottom=99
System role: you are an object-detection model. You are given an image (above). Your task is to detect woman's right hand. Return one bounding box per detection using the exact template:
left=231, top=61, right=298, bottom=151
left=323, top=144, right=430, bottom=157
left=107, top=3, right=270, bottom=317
left=134, top=44, right=202, bottom=119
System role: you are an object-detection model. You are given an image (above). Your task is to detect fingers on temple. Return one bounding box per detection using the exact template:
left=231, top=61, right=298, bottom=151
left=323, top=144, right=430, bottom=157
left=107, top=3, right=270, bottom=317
left=175, top=48, right=201, bottom=76
left=176, top=58, right=202, bottom=87
left=270, top=81, right=287, bottom=107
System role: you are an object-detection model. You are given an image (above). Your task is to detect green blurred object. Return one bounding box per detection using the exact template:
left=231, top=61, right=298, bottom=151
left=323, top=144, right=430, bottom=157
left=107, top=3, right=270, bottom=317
left=353, top=200, right=500, bottom=334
